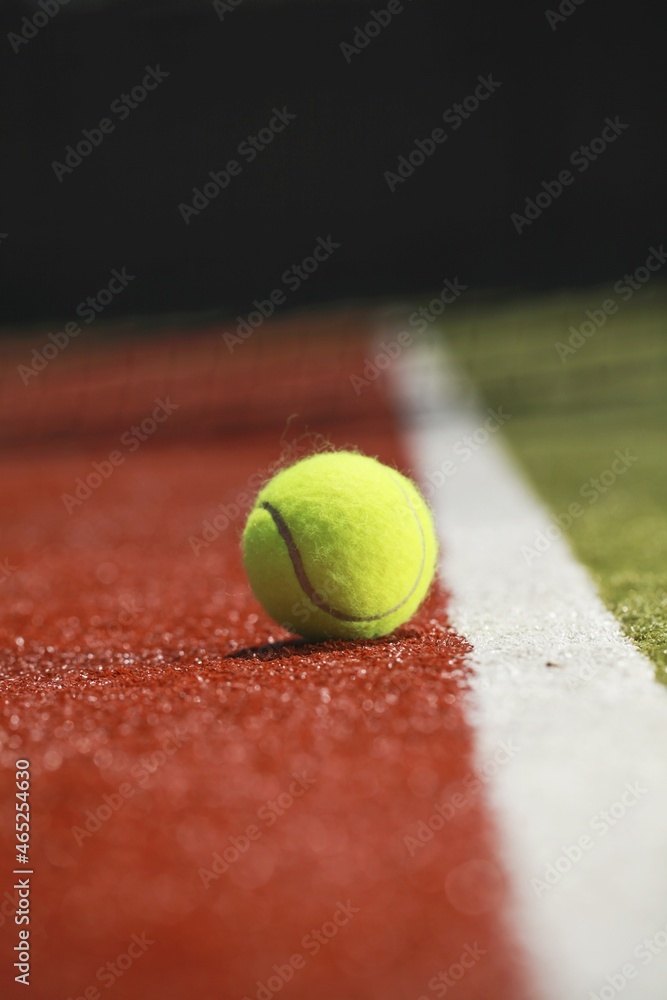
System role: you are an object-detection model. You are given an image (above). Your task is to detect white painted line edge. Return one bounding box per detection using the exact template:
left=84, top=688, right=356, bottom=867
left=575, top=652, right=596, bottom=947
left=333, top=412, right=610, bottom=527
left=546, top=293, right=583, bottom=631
left=391, top=334, right=667, bottom=1000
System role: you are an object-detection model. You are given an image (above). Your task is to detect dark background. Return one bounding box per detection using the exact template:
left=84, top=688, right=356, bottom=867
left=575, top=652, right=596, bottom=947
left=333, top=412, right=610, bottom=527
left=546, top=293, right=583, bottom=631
left=1, top=0, right=664, bottom=327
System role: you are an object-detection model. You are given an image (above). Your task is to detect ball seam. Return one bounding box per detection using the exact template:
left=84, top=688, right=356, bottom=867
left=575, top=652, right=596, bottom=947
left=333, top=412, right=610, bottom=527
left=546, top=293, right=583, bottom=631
left=259, top=471, right=427, bottom=623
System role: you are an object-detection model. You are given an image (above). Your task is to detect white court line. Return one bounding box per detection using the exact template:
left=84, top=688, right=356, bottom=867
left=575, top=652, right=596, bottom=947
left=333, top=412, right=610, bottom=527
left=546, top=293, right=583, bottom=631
left=392, top=336, right=667, bottom=1000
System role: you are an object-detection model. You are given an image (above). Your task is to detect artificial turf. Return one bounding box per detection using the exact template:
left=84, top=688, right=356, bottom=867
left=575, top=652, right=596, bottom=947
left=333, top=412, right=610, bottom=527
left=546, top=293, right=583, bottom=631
left=442, top=283, right=667, bottom=681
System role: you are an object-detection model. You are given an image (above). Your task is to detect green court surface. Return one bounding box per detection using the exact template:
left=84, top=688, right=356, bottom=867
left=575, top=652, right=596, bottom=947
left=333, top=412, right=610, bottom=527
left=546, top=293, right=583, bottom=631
left=442, top=282, right=667, bottom=681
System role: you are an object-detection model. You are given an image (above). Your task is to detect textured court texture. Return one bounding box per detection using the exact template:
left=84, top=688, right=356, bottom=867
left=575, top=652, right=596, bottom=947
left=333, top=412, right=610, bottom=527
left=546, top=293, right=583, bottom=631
left=0, top=315, right=530, bottom=1000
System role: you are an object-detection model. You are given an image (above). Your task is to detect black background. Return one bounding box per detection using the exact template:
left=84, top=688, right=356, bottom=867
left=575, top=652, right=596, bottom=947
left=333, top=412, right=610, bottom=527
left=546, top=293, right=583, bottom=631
left=1, top=0, right=664, bottom=326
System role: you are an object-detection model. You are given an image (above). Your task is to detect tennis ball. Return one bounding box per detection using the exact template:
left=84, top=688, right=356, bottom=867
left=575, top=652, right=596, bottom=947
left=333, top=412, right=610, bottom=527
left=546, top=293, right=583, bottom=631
left=242, top=451, right=437, bottom=640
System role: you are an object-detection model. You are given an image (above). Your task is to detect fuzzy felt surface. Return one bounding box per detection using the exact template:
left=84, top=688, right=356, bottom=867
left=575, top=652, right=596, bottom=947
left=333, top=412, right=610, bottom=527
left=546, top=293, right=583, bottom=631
left=242, top=452, right=438, bottom=640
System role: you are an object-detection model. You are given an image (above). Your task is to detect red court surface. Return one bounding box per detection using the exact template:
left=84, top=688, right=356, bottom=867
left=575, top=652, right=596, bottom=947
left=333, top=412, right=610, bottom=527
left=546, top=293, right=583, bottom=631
left=0, top=314, right=533, bottom=999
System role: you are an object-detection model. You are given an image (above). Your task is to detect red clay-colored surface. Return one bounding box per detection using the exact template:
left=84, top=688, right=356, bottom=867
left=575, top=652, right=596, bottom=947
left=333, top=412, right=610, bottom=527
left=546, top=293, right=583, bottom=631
left=0, top=317, right=532, bottom=999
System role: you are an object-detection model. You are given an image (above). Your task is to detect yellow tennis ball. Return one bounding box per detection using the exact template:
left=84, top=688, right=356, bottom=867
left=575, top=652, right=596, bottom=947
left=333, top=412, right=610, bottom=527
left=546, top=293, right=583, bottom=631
left=242, top=451, right=438, bottom=640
